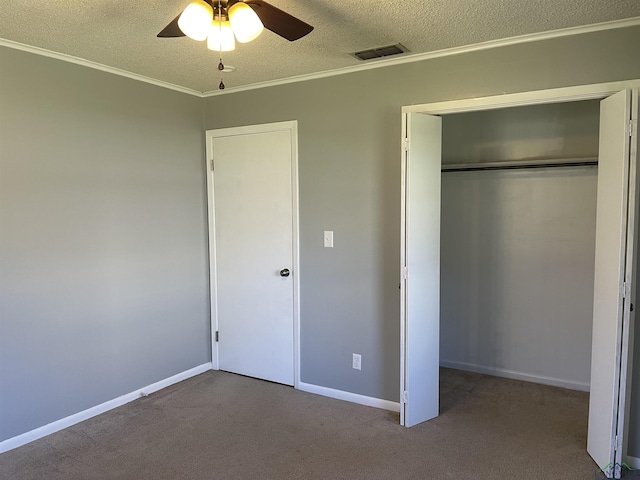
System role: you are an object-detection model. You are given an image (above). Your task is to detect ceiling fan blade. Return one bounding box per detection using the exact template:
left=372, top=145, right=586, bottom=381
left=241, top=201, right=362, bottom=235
left=157, top=13, right=185, bottom=38
left=246, top=0, right=313, bottom=41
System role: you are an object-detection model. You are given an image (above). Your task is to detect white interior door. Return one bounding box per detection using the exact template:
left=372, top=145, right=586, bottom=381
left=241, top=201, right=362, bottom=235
left=401, top=112, right=442, bottom=427
left=588, top=89, right=638, bottom=479
left=209, top=124, right=296, bottom=386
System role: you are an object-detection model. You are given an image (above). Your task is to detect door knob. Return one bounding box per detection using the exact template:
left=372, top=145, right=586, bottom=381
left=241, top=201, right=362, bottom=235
left=280, top=268, right=290, bottom=277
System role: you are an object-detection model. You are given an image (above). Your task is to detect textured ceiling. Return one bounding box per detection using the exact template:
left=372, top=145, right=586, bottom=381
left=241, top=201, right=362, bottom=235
left=1, top=1, right=640, bottom=94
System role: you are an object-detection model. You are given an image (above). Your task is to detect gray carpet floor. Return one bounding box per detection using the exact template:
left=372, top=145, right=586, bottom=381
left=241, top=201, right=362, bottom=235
left=1, top=368, right=601, bottom=480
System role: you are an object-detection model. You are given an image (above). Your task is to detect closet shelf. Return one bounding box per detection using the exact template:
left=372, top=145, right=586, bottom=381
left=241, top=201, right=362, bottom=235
left=441, top=157, right=598, bottom=172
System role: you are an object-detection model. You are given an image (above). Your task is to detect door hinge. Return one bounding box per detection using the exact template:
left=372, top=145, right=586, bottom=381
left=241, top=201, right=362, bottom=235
left=215, top=331, right=219, bottom=342
left=629, top=119, right=637, bottom=138
left=622, top=282, right=631, bottom=299
left=613, top=435, right=623, bottom=450
left=402, top=391, right=409, bottom=403
left=401, top=267, right=408, bottom=280
left=404, top=138, right=409, bottom=151
left=210, top=159, right=215, bottom=171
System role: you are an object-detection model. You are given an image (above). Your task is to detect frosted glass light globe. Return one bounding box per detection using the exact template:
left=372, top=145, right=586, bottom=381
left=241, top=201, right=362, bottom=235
left=178, top=1, right=214, bottom=41
left=228, top=2, right=263, bottom=43
left=208, top=18, right=236, bottom=51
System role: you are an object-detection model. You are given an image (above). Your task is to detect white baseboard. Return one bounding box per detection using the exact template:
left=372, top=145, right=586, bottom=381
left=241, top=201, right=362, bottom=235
left=626, top=456, right=640, bottom=470
left=297, top=382, right=400, bottom=413
left=0, top=362, right=212, bottom=454
left=440, top=360, right=590, bottom=392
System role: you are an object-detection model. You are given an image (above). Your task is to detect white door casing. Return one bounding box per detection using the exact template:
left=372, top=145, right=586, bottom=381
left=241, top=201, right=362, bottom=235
left=206, top=121, right=300, bottom=387
left=587, top=89, right=638, bottom=479
left=400, top=112, right=442, bottom=427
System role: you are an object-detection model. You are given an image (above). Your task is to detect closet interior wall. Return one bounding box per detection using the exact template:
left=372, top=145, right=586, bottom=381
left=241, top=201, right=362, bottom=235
left=439, top=100, right=601, bottom=390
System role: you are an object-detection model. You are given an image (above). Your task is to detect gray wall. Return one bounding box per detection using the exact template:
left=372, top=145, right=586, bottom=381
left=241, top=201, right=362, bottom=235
left=441, top=101, right=601, bottom=165
left=0, top=47, right=210, bottom=441
left=203, top=25, right=640, bottom=452
left=440, top=102, right=599, bottom=389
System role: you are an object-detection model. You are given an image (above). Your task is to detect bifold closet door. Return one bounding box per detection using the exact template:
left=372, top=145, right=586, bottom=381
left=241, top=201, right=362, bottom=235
left=587, top=89, right=638, bottom=479
left=401, top=112, right=441, bottom=427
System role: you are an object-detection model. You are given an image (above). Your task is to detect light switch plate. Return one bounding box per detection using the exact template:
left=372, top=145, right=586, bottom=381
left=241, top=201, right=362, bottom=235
left=324, top=231, right=333, bottom=248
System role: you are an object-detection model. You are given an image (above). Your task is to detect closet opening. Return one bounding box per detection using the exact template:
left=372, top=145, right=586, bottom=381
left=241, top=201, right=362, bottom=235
left=440, top=100, right=600, bottom=396
left=437, top=101, right=600, bottom=470
left=400, top=84, right=639, bottom=479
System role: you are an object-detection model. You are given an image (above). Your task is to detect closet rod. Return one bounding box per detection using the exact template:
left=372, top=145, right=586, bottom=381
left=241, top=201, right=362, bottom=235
left=442, top=157, right=598, bottom=172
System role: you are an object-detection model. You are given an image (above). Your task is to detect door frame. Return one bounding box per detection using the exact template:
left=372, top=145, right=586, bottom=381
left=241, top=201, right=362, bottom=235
left=205, top=120, right=301, bottom=388
left=400, top=80, right=640, bottom=456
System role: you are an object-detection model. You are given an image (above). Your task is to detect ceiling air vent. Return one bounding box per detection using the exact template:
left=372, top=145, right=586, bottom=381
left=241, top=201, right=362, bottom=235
left=352, top=44, right=409, bottom=61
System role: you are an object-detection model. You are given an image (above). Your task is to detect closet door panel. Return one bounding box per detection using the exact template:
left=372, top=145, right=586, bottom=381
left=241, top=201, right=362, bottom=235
left=587, top=89, right=635, bottom=479
left=401, top=112, right=441, bottom=427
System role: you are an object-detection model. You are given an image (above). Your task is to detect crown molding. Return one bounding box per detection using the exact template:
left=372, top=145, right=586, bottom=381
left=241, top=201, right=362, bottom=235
left=2, top=16, right=639, bottom=98
left=202, top=16, right=640, bottom=97
left=0, top=38, right=204, bottom=97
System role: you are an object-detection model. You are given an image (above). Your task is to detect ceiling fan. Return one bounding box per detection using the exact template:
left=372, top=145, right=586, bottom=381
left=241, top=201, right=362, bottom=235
left=158, top=0, right=314, bottom=48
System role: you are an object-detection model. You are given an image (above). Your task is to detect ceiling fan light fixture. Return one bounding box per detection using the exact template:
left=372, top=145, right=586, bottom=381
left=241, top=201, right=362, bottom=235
left=178, top=0, right=214, bottom=41
left=228, top=1, right=264, bottom=43
left=207, top=17, right=236, bottom=51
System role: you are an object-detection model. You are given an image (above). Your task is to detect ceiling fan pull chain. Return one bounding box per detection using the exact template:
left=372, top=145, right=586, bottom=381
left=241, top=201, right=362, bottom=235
left=218, top=49, right=226, bottom=89
left=217, top=0, right=226, bottom=90
left=218, top=58, right=225, bottom=89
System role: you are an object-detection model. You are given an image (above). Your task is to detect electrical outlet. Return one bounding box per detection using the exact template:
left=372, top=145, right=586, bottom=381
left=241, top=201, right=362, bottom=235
left=352, top=353, right=361, bottom=370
